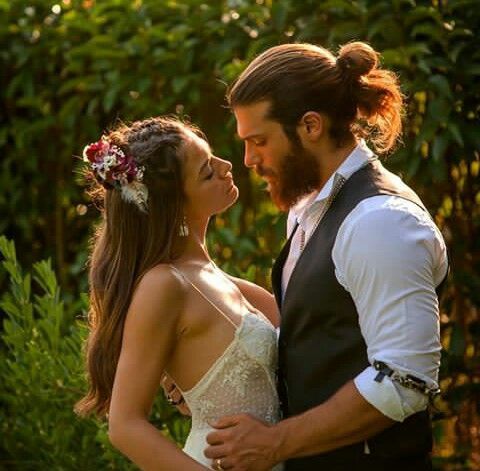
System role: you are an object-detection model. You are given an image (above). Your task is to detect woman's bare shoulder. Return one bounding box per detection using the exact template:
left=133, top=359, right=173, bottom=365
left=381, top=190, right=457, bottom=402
left=130, top=264, right=189, bottom=320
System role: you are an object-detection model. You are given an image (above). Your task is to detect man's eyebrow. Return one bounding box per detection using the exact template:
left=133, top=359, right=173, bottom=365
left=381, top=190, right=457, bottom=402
left=237, top=133, right=264, bottom=141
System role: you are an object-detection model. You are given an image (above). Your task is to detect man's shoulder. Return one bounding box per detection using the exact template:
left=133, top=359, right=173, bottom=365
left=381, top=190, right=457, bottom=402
left=346, top=193, right=431, bottom=228
left=335, top=193, right=445, bottom=264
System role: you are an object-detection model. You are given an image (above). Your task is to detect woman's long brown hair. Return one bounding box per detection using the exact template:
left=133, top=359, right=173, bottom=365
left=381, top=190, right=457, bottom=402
left=75, top=116, right=195, bottom=417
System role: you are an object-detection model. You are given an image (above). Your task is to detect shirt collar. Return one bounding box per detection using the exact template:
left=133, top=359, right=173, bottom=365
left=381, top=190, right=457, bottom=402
left=287, top=140, right=376, bottom=233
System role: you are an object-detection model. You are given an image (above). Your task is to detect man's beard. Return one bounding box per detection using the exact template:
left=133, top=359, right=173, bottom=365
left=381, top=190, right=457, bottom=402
left=260, top=142, right=320, bottom=211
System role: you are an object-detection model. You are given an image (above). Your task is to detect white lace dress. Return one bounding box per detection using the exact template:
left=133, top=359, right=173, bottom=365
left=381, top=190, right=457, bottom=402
left=170, top=266, right=283, bottom=471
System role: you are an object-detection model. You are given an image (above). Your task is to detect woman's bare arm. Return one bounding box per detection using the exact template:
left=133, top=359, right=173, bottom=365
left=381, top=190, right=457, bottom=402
left=228, top=275, right=280, bottom=327
left=108, top=265, right=207, bottom=471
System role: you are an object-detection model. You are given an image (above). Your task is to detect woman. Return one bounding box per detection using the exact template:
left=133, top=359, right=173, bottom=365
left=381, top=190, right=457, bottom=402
left=75, top=116, right=283, bottom=471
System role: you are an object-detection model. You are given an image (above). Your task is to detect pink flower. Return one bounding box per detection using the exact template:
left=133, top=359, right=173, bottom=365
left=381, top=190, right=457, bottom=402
left=83, top=138, right=144, bottom=192
left=113, top=153, right=138, bottom=182
left=83, top=139, right=109, bottom=163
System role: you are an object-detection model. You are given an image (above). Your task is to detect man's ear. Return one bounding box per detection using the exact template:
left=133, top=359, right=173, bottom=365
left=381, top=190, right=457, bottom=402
left=297, top=112, right=324, bottom=142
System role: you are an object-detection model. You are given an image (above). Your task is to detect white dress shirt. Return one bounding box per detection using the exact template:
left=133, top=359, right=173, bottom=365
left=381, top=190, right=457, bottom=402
left=281, top=140, right=448, bottom=422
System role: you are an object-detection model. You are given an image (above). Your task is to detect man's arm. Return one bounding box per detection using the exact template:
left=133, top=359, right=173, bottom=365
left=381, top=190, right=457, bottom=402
left=205, top=380, right=393, bottom=470
left=335, top=199, right=446, bottom=421
left=273, top=380, right=394, bottom=460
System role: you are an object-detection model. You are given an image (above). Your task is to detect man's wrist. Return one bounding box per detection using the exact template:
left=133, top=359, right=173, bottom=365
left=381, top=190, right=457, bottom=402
left=270, top=415, right=300, bottom=463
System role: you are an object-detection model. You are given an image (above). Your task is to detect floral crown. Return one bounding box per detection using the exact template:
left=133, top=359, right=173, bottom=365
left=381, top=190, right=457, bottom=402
left=82, top=137, right=148, bottom=212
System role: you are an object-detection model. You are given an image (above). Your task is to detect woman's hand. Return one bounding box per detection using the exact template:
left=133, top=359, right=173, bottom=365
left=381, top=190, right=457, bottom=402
left=161, top=372, right=191, bottom=416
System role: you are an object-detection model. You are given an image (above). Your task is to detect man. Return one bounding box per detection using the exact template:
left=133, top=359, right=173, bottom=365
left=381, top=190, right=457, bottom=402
left=203, top=42, right=448, bottom=471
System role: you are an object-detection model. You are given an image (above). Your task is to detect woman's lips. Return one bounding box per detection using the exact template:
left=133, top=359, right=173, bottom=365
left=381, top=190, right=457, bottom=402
left=224, top=176, right=236, bottom=192
left=224, top=172, right=234, bottom=185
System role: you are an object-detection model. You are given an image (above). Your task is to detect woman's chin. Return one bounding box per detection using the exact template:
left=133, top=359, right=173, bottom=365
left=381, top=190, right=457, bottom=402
left=227, top=185, right=240, bottom=206
left=214, top=186, right=239, bottom=214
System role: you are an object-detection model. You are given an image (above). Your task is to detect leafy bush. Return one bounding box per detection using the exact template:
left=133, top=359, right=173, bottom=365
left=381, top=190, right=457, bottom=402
left=0, top=236, right=189, bottom=470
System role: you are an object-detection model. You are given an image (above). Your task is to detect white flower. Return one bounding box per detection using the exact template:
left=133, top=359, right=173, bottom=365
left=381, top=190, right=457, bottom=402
left=103, top=154, right=117, bottom=169
left=120, top=181, right=149, bottom=213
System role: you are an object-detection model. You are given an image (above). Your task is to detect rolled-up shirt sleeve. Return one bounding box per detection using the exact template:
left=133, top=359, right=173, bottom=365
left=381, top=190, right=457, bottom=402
left=332, top=196, right=447, bottom=422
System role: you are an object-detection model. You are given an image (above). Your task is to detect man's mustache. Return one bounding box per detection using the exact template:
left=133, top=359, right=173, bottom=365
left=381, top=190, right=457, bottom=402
left=256, top=166, right=276, bottom=178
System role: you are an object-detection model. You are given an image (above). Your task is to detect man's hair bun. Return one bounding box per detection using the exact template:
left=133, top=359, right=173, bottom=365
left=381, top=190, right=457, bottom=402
left=337, top=42, right=379, bottom=80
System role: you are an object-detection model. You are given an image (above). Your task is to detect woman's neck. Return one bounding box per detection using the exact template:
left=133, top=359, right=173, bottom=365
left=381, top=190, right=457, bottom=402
left=174, top=217, right=212, bottom=265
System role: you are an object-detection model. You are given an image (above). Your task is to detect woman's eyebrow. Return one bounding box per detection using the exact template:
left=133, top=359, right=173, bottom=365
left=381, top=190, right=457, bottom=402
left=198, top=151, right=212, bottom=175
left=199, top=158, right=209, bottom=174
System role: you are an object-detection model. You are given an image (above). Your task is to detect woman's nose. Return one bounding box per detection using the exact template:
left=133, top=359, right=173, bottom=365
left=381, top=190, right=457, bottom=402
left=215, top=157, right=232, bottom=176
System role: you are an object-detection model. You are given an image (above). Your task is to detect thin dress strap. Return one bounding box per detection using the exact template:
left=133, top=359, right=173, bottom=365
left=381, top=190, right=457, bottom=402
left=169, top=264, right=239, bottom=330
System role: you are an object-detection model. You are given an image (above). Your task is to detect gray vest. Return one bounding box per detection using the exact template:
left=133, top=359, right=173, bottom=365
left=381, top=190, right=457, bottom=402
left=272, top=160, right=444, bottom=469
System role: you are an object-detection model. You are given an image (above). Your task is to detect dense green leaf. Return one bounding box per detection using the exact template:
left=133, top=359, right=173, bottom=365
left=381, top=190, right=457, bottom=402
left=428, top=75, right=453, bottom=100
left=432, top=134, right=449, bottom=162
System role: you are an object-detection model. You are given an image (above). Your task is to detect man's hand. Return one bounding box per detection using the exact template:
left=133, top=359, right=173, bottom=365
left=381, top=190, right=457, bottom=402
left=204, top=414, right=282, bottom=471
left=160, top=373, right=191, bottom=416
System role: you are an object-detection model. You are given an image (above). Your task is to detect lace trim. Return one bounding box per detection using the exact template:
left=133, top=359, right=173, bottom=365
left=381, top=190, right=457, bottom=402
left=179, top=313, right=248, bottom=397
left=181, top=311, right=280, bottom=431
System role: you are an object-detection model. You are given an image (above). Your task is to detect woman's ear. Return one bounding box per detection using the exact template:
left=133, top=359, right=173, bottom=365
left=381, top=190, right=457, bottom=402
left=297, top=111, right=324, bottom=142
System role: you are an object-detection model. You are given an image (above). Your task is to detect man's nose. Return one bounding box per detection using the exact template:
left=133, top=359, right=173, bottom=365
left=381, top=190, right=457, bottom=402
left=244, top=144, right=259, bottom=168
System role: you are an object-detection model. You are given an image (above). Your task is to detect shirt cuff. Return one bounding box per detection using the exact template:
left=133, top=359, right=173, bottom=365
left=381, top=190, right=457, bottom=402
left=354, top=366, right=428, bottom=422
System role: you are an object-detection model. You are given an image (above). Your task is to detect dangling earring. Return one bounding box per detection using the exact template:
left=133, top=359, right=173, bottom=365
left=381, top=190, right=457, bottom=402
left=179, top=215, right=189, bottom=237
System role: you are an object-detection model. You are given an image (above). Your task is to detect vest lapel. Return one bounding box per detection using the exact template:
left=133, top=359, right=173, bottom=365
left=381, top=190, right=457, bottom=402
left=271, top=223, right=298, bottom=309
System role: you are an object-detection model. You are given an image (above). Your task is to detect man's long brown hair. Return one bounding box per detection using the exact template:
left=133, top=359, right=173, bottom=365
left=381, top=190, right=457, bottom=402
left=75, top=116, right=195, bottom=417
left=228, top=42, right=404, bottom=154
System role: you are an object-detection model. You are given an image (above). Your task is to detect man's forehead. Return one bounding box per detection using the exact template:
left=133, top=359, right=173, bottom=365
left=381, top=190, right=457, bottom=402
left=234, top=101, right=272, bottom=138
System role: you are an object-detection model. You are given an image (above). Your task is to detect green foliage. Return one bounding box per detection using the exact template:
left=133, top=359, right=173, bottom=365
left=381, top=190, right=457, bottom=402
left=0, top=236, right=189, bottom=470
left=1, top=0, right=479, bottom=469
